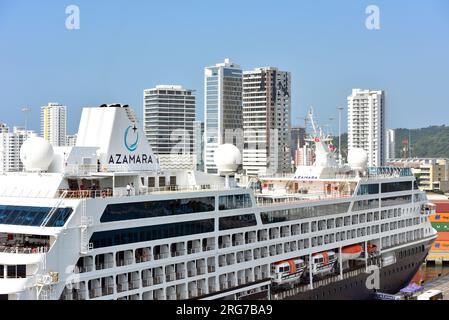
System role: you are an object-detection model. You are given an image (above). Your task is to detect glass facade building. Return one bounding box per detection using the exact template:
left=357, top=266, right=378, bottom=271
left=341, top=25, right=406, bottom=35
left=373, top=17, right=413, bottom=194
left=204, top=59, right=243, bottom=174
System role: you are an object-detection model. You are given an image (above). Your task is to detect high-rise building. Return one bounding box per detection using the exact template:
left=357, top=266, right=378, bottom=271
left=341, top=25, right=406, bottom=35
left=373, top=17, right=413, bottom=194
left=242, top=67, right=291, bottom=176
left=144, top=85, right=196, bottom=170
left=194, top=121, right=204, bottom=172
left=204, top=59, right=243, bottom=174
left=347, top=89, right=385, bottom=167
left=41, top=102, right=67, bottom=147
left=66, top=134, right=78, bottom=147
left=0, top=126, right=37, bottom=173
left=386, top=129, right=395, bottom=160
left=291, top=126, right=306, bottom=160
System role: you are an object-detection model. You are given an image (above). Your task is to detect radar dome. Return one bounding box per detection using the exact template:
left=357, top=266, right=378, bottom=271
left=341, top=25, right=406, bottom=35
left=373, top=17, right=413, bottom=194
left=214, top=144, right=242, bottom=174
left=348, top=148, right=368, bottom=170
left=20, top=137, right=54, bottom=172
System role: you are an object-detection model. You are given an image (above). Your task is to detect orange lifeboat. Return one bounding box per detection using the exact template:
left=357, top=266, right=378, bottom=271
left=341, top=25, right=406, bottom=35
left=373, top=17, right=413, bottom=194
left=340, top=244, right=363, bottom=261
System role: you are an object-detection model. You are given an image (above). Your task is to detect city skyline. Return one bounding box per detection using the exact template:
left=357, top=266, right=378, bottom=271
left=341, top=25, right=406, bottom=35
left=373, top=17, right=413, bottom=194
left=1, top=0, right=448, bottom=135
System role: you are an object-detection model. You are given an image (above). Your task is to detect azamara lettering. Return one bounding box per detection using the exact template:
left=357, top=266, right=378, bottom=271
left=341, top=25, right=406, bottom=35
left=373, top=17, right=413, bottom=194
left=108, top=154, right=153, bottom=164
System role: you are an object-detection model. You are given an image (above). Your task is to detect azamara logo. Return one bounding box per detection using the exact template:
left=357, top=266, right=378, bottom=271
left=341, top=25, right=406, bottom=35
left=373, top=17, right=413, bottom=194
left=124, top=125, right=139, bottom=152
left=108, top=154, right=153, bottom=165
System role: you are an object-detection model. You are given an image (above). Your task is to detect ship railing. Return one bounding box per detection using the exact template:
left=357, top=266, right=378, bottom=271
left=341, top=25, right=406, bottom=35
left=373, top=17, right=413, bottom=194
left=56, top=183, right=238, bottom=200
left=142, top=278, right=153, bottom=287
left=177, top=293, right=188, bottom=300
left=128, top=280, right=140, bottom=290
left=154, top=253, right=169, bottom=260
left=89, top=288, right=102, bottom=299
left=102, top=286, right=114, bottom=296
left=255, top=192, right=352, bottom=207
left=95, top=262, right=114, bottom=270
left=136, top=255, right=152, bottom=263
left=208, top=286, right=217, bottom=293
left=117, top=283, right=128, bottom=293
left=153, top=276, right=163, bottom=285
left=197, top=288, right=206, bottom=296
left=176, top=272, right=186, bottom=280
left=172, top=250, right=186, bottom=257
left=0, top=245, right=48, bottom=254
left=207, top=266, right=216, bottom=273
left=166, top=273, right=176, bottom=282
left=197, top=267, right=207, bottom=275
left=116, top=259, right=134, bottom=267
left=188, top=270, right=197, bottom=277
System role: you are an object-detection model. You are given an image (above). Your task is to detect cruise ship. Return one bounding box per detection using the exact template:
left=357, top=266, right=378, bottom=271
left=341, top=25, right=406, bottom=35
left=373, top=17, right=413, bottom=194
left=0, top=104, right=437, bottom=300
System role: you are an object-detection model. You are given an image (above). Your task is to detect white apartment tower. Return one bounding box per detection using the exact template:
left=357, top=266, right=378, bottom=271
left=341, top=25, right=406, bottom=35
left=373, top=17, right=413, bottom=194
left=386, top=129, right=396, bottom=160
left=41, top=102, right=67, bottom=147
left=0, top=126, right=36, bottom=173
left=204, top=59, right=243, bottom=174
left=143, top=85, right=196, bottom=170
left=242, top=67, right=291, bottom=176
left=347, top=89, right=386, bottom=167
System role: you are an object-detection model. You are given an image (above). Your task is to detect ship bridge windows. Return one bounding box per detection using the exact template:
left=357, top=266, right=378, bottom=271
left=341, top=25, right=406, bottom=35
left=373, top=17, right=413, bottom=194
left=99, top=197, right=215, bottom=223
left=0, top=205, right=73, bottom=227
left=381, top=181, right=412, bottom=193
left=219, top=214, right=257, bottom=231
left=357, top=184, right=379, bottom=195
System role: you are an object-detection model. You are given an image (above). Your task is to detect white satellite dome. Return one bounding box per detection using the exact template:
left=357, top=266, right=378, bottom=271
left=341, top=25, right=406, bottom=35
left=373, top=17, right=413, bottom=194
left=214, top=144, right=242, bottom=174
left=20, top=137, right=54, bottom=172
left=348, top=148, right=368, bottom=170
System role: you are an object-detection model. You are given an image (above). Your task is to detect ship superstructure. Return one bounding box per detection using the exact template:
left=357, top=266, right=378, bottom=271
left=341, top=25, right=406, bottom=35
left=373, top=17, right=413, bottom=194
left=0, top=105, right=436, bottom=300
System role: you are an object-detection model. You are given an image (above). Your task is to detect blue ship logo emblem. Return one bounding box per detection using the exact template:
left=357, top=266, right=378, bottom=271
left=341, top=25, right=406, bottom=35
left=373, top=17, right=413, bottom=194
left=124, top=124, right=139, bottom=152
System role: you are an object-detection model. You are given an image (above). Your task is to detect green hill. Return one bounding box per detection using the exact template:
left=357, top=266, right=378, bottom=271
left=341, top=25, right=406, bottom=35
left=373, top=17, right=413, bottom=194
left=332, top=125, right=449, bottom=159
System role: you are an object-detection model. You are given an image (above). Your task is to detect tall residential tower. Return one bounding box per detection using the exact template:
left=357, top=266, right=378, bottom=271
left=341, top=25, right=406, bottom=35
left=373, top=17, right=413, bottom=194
left=242, top=67, right=291, bottom=176
left=347, top=89, right=385, bottom=167
left=41, top=102, right=67, bottom=147
left=143, top=85, right=196, bottom=170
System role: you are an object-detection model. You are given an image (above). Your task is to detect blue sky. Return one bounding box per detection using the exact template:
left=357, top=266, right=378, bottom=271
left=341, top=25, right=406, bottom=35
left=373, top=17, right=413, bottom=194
left=1, top=0, right=448, bottom=134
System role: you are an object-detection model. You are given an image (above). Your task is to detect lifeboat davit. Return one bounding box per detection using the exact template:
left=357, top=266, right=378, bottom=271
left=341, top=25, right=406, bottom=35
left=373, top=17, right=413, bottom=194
left=340, top=244, right=363, bottom=261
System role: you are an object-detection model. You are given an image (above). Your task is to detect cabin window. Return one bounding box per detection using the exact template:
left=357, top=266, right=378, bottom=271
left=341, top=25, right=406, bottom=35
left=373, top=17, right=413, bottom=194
left=169, top=176, right=176, bottom=186
left=148, top=177, right=155, bottom=188
left=159, top=176, right=166, bottom=187
left=6, top=265, right=26, bottom=279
